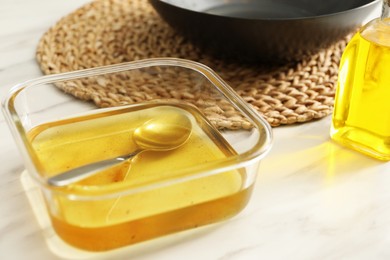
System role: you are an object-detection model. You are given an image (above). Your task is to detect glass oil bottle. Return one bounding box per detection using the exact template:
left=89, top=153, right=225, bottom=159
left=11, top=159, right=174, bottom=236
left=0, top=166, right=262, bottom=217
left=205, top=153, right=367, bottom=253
left=331, top=0, right=390, bottom=160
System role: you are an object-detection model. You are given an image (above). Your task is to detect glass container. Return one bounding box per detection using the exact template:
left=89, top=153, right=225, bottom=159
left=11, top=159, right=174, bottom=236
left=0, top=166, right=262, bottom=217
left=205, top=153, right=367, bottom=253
left=2, top=58, right=273, bottom=251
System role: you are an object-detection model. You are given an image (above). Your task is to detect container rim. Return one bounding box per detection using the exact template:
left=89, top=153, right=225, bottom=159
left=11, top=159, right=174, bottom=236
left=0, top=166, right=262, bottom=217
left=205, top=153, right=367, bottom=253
left=2, top=57, right=273, bottom=200
left=154, top=0, right=381, bottom=21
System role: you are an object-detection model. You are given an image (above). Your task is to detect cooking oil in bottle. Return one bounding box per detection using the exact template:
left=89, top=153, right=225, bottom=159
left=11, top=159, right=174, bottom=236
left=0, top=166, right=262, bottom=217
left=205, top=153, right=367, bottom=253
left=331, top=1, right=390, bottom=160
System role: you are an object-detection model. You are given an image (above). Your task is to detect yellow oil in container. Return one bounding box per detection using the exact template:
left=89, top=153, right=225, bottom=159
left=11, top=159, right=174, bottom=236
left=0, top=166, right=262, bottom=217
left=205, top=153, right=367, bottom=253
left=331, top=11, right=390, bottom=160
left=27, top=103, right=251, bottom=251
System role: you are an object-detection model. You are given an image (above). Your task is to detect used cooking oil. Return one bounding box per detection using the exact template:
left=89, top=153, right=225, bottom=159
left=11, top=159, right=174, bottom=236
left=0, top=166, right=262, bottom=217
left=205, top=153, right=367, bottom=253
left=331, top=4, right=390, bottom=160
left=27, top=103, right=251, bottom=251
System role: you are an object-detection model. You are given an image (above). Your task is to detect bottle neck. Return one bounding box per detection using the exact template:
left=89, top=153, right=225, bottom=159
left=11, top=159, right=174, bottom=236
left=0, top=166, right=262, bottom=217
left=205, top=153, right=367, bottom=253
left=382, top=0, right=390, bottom=19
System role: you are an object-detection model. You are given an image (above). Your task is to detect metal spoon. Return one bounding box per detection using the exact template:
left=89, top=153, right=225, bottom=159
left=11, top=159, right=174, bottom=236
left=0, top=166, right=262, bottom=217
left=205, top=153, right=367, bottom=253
left=47, top=112, right=192, bottom=187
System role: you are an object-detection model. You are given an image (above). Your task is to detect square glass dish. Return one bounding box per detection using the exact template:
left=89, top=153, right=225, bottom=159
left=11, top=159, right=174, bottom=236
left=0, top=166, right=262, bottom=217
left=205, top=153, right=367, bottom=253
left=2, top=58, right=273, bottom=251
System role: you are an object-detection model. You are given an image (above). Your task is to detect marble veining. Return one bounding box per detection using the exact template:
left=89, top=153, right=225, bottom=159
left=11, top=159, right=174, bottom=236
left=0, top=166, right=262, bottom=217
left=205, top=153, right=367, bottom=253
left=0, top=1, right=388, bottom=259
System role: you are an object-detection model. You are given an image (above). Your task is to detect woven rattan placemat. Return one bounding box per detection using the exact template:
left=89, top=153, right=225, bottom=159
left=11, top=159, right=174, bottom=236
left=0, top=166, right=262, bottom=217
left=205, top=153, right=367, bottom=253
left=36, top=0, right=346, bottom=128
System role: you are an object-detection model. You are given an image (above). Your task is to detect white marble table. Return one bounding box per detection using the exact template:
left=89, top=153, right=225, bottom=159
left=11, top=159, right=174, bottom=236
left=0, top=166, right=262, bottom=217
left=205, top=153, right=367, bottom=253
left=0, top=1, right=388, bottom=259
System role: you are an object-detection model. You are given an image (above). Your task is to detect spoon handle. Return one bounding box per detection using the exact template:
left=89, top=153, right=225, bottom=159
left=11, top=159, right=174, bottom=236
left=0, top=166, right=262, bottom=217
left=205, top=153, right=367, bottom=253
left=47, top=150, right=141, bottom=187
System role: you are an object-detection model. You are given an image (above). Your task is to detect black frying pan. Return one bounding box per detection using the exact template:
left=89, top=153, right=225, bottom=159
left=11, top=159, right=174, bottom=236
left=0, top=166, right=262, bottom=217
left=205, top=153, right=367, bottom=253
left=149, top=0, right=381, bottom=63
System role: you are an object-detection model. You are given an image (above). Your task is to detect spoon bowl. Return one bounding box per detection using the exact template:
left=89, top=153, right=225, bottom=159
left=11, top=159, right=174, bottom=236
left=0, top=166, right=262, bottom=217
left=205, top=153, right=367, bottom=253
left=47, top=111, right=193, bottom=187
left=134, top=112, right=193, bottom=151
